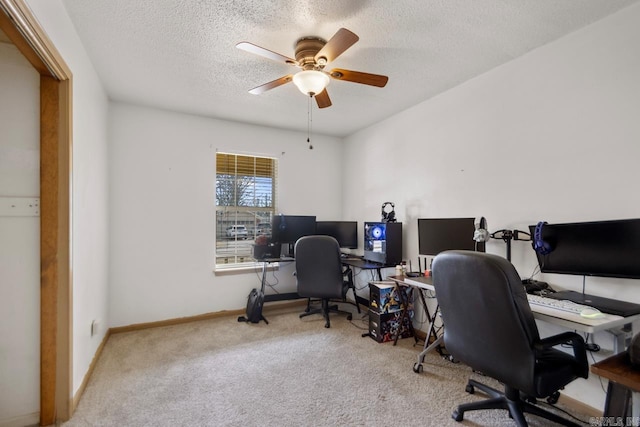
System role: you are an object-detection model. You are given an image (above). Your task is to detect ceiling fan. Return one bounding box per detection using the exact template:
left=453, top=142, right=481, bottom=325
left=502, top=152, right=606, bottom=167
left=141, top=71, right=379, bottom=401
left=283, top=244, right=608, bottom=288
left=236, top=28, right=388, bottom=108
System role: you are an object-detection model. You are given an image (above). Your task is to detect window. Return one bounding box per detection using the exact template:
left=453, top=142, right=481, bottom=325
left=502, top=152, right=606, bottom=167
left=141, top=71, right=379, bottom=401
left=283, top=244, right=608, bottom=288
left=215, top=152, right=277, bottom=267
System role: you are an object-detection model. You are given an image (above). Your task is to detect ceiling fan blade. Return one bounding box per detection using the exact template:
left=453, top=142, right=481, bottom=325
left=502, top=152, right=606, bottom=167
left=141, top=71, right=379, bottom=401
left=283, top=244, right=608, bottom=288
left=315, top=89, right=332, bottom=108
left=236, top=42, right=297, bottom=65
left=329, top=68, right=389, bottom=87
left=314, top=28, right=359, bottom=63
left=248, top=75, right=294, bottom=95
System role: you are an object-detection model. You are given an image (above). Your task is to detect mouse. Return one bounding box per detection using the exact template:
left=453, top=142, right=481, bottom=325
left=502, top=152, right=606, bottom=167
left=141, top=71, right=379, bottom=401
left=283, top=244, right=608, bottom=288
left=580, top=307, right=605, bottom=319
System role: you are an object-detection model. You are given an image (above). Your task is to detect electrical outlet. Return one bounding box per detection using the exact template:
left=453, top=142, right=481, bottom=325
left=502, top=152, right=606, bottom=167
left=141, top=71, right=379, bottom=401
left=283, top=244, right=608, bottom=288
left=91, top=319, right=99, bottom=337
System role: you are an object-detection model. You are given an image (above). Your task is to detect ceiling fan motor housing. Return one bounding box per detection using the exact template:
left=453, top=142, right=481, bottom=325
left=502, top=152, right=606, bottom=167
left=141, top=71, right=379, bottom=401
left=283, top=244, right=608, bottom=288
left=294, top=37, right=326, bottom=70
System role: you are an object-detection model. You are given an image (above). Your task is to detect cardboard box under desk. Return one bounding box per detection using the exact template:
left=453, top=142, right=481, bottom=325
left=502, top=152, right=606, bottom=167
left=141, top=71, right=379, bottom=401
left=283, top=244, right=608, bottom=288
left=369, top=281, right=410, bottom=314
left=368, top=310, right=413, bottom=343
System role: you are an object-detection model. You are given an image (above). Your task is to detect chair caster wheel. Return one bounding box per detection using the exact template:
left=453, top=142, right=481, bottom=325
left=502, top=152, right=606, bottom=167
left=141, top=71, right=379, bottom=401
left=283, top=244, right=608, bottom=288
left=347, top=314, right=353, bottom=321
left=465, top=384, right=475, bottom=394
left=452, top=409, right=463, bottom=422
left=546, top=391, right=559, bottom=404
left=413, top=363, right=423, bottom=373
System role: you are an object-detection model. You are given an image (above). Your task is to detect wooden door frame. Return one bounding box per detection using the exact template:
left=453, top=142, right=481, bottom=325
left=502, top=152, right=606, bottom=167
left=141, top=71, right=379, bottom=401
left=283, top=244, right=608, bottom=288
left=0, top=0, right=72, bottom=424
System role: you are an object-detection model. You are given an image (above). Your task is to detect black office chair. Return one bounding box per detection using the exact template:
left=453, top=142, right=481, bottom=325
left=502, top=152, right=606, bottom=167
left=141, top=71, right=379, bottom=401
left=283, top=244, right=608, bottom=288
left=294, top=235, right=357, bottom=328
left=432, top=250, right=588, bottom=427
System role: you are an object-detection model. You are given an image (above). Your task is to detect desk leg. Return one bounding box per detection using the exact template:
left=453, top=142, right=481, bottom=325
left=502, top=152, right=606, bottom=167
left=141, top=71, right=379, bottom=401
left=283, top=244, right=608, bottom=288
left=417, top=289, right=431, bottom=328
left=603, top=382, right=632, bottom=420
left=258, top=261, right=269, bottom=324
left=392, top=284, right=417, bottom=346
left=609, top=323, right=633, bottom=354
left=413, top=336, right=445, bottom=373
left=260, top=261, right=268, bottom=293
left=413, top=304, right=442, bottom=373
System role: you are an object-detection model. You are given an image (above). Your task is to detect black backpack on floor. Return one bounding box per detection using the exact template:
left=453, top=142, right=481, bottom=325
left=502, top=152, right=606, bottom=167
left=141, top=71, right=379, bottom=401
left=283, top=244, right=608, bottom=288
left=238, top=288, right=268, bottom=324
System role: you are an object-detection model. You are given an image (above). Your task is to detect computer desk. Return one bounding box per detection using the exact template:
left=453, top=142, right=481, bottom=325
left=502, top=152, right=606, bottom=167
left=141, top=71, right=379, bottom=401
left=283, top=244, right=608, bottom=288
left=388, top=275, right=441, bottom=372
left=529, top=305, right=640, bottom=354
left=389, top=275, right=640, bottom=373
left=341, top=256, right=393, bottom=281
left=591, top=352, right=640, bottom=419
left=341, top=256, right=396, bottom=308
left=258, top=256, right=365, bottom=308
left=255, top=257, right=299, bottom=303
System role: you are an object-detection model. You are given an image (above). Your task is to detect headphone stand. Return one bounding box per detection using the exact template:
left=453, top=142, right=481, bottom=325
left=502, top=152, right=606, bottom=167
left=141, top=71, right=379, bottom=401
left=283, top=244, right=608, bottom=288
left=490, top=229, right=531, bottom=262
left=492, top=229, right=514, bottom=261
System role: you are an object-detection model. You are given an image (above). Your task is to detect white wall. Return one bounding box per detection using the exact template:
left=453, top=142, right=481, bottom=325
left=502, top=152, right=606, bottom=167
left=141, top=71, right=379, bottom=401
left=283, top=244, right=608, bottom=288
left=13, top=0, right=640, bottom=417
left=25, top=0, right=111, bottom=402
left=342, top=3, right=640, bottom=411
left=0, top=41, right=40, bottom=426
left=108, top=103, right=343, bottom=327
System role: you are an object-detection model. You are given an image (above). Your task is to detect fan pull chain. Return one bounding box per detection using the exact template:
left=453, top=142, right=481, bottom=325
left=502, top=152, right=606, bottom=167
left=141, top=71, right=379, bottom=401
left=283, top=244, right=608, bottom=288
left=307, top=94, right=313, bottom=150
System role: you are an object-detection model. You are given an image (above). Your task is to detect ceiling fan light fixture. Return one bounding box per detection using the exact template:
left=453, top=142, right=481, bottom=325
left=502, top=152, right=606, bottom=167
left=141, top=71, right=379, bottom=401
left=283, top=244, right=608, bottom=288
left=293, top=70, right=330, bottom=96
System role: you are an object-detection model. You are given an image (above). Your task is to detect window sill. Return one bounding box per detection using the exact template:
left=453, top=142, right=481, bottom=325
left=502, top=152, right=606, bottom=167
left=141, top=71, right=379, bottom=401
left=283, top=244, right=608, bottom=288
left=214, top=262, right=279, bottom=276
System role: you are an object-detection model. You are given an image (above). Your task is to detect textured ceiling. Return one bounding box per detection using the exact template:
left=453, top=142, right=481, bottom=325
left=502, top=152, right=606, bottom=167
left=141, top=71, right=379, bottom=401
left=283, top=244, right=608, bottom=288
left=60, top=0, right=639, bottom=137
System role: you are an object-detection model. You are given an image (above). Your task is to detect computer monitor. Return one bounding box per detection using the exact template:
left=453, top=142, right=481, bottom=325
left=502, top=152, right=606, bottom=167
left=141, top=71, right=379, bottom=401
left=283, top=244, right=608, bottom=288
left=529, top=218, right=640, bottom=279
left=418, top=217, right=482, bottom=256
left=271, top=215, right=317, bottom=246
left=316, top=221, right=358, bottom=249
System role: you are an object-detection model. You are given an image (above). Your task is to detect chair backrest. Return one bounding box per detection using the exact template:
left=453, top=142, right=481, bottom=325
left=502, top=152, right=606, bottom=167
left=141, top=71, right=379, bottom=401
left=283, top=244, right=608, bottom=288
left=294, top=235, right=344, bottom=299
left=432, top=250, right=541, bottom=393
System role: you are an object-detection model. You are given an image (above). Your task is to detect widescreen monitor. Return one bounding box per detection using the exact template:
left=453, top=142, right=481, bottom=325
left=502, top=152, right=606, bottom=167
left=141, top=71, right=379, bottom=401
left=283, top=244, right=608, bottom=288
left=316, top=221, right=358, bottom=249
left=529, top=218, right=640, bottom=279
left=271, top=215, right=317, bottom=244
left=418, top=217, right=483, bottom=256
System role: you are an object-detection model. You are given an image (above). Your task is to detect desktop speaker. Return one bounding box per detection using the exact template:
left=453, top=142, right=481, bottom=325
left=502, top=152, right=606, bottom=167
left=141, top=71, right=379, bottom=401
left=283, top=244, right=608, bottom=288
left=364, top=222, right=402, bottom=265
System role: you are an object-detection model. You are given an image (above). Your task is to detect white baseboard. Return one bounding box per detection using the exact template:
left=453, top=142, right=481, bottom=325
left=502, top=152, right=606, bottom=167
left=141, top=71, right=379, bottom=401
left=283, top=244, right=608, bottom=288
left=0, top=412, right=39, bottom=427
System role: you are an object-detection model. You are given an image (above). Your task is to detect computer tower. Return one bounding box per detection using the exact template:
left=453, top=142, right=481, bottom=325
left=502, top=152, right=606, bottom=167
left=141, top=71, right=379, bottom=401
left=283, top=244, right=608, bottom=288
left=364, top=222, right=402, bottom=265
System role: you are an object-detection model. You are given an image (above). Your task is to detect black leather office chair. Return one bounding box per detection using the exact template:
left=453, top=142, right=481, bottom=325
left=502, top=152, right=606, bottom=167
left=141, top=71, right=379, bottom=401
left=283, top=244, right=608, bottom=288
left=432, top=250, right=588, bottom=427
left=294, top=235, right=356, bottom=328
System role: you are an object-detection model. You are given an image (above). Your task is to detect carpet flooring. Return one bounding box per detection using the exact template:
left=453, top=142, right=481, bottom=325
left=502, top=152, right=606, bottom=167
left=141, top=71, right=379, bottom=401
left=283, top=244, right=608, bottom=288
left=63, top=305, right=592, bottom=426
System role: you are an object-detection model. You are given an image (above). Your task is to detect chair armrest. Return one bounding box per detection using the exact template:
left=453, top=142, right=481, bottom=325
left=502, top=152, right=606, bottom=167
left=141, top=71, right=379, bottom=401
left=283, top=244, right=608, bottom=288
left=535, top=332, right=589, bottom=378
left=537, top=331, right=583, bottom=348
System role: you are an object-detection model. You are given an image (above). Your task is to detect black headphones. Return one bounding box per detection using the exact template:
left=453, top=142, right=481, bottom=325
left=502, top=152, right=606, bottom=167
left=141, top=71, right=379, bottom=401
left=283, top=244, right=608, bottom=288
left=473, top=216, right=489, bottom=243
left=533, top=221, right=554, bottom=255
left=381, top=202, right=396, bottom=223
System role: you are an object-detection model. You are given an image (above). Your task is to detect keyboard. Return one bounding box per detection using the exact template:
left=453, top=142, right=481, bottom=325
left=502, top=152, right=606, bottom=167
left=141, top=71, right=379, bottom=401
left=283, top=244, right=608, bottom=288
left=527, top=294, right=591, bottom=315
left=547, top=290, right=640, bottom=317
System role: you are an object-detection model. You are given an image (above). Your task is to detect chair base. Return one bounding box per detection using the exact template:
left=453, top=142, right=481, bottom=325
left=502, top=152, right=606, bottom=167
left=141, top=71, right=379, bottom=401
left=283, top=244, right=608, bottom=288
left=453, top=379, right=580, bottom=427
left=300, top=298, right=353, bottom=328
